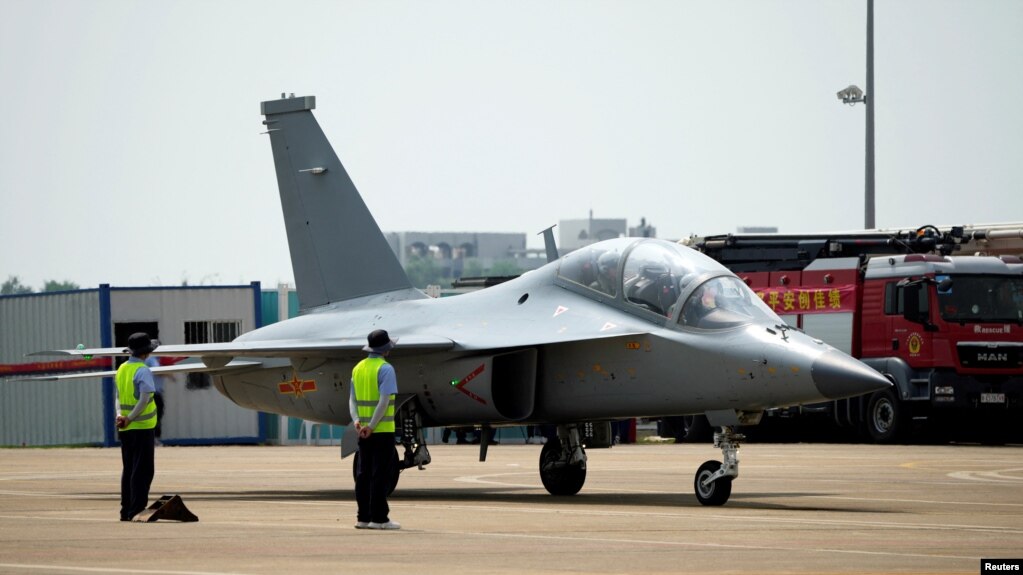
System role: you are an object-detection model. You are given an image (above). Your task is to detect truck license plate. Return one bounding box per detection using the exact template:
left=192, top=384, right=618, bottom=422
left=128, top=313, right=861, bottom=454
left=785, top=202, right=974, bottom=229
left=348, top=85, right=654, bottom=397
left=981, top=393, right=1006, bottom=404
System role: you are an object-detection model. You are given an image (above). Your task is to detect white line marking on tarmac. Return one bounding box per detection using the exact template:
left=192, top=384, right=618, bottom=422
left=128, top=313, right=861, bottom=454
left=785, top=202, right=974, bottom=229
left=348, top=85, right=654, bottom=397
left=7, top=493, right=1021, bottom=538
left=0, top=490, right=112, bottom=499
left=425, top=529, right=978, bottom=562
left=948, top=468, right=1023, bottom=483
left=0, top=564, right=252, bottom=575
left=0, top=519, right=976, bottom=565
left=812, top=494, right=1023, bottom=507
left=452, top=471, right=1023, bottom=508
left=385, top=502, right=1023, bottom=535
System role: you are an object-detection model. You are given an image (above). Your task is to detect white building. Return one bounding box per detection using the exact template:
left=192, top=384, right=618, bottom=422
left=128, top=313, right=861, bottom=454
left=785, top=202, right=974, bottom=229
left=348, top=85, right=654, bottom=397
left=0, top=284, right=262, bottom=447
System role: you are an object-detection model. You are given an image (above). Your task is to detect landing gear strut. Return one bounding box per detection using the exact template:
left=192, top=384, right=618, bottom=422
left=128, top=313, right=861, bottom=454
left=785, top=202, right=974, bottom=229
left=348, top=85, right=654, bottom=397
left=694, top=426, right=743, bottom=506
left=539, top=424, right=587, bottom=496
left=397, top=398, right=432, bottom=471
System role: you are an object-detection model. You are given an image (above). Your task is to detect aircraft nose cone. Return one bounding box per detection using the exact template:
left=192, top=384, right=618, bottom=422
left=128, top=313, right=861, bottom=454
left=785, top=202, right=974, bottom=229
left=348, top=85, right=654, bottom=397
left=811, top=350, right=891, bottom=400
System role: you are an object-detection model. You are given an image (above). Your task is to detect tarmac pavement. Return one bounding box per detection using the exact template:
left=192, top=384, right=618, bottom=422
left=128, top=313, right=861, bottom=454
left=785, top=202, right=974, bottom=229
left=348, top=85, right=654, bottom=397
left=0, top=442, right=1021, bottom=574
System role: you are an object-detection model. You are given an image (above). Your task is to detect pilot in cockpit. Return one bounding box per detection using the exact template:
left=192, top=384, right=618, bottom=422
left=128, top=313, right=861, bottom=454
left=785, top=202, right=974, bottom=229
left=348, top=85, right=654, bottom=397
left=591, top=251, right=620, bottom=296
left=626, top=265, right=678, bottom=316
left=682, top=281, right=719, bottom=327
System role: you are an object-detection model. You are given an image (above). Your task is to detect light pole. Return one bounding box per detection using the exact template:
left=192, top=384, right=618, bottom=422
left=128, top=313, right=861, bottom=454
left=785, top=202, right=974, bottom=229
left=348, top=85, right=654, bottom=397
left=836, top=0, right=875, bottom=229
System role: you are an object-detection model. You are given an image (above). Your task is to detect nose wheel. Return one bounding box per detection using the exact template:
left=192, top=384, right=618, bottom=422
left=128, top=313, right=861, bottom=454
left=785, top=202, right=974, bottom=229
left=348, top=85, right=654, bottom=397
left=694, top=426, right=742, bottom=506
left=694, top=461, right=731, bottom=506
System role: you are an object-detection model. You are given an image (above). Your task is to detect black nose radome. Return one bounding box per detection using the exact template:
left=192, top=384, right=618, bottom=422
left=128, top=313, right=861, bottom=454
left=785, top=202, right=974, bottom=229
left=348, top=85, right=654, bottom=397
left=811, top=350, right=891, bottom=400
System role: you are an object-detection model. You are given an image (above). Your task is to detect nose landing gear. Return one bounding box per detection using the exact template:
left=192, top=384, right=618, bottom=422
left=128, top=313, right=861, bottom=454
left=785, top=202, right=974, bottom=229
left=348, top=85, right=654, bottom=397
left=694, top=426, right=743, bottom=506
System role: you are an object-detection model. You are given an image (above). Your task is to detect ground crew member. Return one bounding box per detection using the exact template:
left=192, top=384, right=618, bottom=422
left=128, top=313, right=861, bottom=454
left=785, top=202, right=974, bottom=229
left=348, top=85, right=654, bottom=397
left=349, top=329, right=400, bottom=530
left=115, top=332, right=159, bottom=521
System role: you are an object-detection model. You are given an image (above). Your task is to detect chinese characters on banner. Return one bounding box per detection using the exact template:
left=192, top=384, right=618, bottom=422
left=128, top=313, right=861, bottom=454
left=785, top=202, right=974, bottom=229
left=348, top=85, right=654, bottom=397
left=754, top=285, right=856, bottom=314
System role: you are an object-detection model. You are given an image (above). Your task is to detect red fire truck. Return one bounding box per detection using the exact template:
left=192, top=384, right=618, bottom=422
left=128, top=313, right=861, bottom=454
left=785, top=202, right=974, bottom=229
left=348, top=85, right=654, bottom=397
left=688, top=225, right=1023, bottom=443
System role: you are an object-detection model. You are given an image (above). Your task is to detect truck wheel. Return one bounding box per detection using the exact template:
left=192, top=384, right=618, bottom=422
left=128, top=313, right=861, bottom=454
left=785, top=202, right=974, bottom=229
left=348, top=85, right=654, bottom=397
left=864, top=388, right=902, bottom=443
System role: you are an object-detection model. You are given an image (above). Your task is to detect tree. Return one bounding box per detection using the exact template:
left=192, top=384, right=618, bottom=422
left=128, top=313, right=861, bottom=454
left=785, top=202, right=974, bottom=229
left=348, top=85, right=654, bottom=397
left=460, top=259, right=485, bottom=279
left=1, top=276, right=33, bottom=295
left=403, top=256, right=447, bottom=289
left=487, top=260, right=524, bottom=277
left=43, top=280, right=80, bottom=292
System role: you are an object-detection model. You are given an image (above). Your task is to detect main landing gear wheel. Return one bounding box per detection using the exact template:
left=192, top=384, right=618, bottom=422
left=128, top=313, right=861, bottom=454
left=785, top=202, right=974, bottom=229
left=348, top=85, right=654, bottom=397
left=694, top=460, right=732, bottom=506
left=351, top=448, right=401, bottom=495
left=539, top=438, right=586, bottom=496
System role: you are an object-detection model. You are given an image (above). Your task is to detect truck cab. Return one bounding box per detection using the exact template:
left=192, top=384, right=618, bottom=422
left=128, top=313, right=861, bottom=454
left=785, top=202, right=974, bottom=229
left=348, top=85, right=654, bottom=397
left=857, top=254, right=1023, bottom=440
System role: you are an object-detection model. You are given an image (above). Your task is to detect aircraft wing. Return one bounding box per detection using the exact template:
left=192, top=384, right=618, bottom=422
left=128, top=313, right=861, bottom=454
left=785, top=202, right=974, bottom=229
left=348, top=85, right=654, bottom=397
left=15, top=360, right=264, bottom=381
left=29, top=321, right=647, bottom=364
left=29, top=335, right=456, bottom=360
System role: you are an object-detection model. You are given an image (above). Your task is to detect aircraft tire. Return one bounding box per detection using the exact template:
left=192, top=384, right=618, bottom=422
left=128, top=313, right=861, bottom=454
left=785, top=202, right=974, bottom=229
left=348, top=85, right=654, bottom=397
left=694, top=460, right=731, bottom=506
left=539, top=440, right=585, bottom=496
left=864, top=388, right=903, bottom=443
left=351, top=447, right=402, bottom=495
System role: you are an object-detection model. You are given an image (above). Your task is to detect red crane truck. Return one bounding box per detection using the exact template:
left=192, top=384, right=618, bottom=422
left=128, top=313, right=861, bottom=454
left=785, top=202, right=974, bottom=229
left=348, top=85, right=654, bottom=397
left=688, top=225, right=1023, bottom=443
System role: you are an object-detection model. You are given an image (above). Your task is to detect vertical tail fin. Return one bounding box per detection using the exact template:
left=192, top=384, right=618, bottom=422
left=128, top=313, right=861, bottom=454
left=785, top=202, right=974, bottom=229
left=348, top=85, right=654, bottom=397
left=260, top=95, right=418, bottom=310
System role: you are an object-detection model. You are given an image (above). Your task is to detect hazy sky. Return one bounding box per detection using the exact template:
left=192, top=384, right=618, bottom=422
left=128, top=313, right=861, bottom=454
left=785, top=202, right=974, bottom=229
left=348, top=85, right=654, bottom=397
left=2, top=0, right=1021, bottom=290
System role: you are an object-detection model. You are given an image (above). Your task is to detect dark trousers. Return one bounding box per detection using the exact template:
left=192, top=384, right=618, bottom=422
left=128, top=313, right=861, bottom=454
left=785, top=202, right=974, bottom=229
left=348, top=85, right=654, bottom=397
left=355, top=432, right=395, bottom=524
left=119, top=428, right=155, bottom=520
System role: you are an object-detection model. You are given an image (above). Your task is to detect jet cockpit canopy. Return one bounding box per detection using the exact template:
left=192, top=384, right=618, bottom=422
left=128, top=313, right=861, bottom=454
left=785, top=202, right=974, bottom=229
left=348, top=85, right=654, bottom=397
left=557, top=238, right=782, bottom=329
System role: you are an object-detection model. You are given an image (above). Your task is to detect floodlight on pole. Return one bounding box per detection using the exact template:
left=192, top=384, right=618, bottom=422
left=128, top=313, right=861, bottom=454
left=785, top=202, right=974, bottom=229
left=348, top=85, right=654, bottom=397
left=836, top=0, right=876, bottom=230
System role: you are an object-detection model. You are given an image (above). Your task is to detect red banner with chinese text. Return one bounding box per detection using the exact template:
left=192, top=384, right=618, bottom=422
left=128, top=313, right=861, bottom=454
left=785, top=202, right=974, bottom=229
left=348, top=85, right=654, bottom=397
left=0, top=357, right=112, bottom=376
left=754, top=285, right=856, bottom=315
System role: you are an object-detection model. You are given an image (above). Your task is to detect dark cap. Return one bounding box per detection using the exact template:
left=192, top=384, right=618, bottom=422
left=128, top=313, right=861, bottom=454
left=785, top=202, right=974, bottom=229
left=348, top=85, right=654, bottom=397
left=124, top=332, right=159, bottom=355
left=362, top=329, right=397, bottom=354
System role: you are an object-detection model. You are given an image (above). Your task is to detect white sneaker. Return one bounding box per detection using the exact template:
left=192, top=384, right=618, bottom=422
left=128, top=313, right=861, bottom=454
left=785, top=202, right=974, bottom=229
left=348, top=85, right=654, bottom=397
left=368, top=520, right=401, bottom=530
left=354, top=522, right=371, bottom=529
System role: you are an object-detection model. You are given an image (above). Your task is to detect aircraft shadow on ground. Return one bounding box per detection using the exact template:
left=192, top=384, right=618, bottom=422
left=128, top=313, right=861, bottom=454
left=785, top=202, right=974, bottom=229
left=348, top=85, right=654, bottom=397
left=73, top=487, right=893, bottom=514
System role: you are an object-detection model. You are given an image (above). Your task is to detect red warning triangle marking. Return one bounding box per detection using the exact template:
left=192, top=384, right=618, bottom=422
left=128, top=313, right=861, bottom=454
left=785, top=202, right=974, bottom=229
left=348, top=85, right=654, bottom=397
left=553, top=306, right=568, bottom=317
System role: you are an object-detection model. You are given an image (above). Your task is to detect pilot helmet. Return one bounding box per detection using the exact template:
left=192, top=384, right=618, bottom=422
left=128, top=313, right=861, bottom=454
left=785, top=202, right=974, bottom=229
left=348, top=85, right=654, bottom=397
left=678, top=272, right=699, bottom=292
left=598, top=252, right=619, bottom=275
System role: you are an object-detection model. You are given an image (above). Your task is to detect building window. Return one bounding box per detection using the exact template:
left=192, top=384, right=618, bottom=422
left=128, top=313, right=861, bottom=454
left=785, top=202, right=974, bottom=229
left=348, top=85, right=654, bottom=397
left=184, top=320, right=240, bottom=388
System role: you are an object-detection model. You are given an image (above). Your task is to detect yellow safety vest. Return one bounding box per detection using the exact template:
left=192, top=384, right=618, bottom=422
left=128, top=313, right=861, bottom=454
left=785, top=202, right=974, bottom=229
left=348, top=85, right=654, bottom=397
left=116, top=360, right=157, bottom=431
left=352, top=357, right=395, bottom=433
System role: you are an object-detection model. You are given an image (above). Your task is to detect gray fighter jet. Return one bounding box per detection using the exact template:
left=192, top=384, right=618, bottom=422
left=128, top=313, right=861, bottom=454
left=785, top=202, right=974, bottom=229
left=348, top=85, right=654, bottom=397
left=36, top=95, right=890, bottom=506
